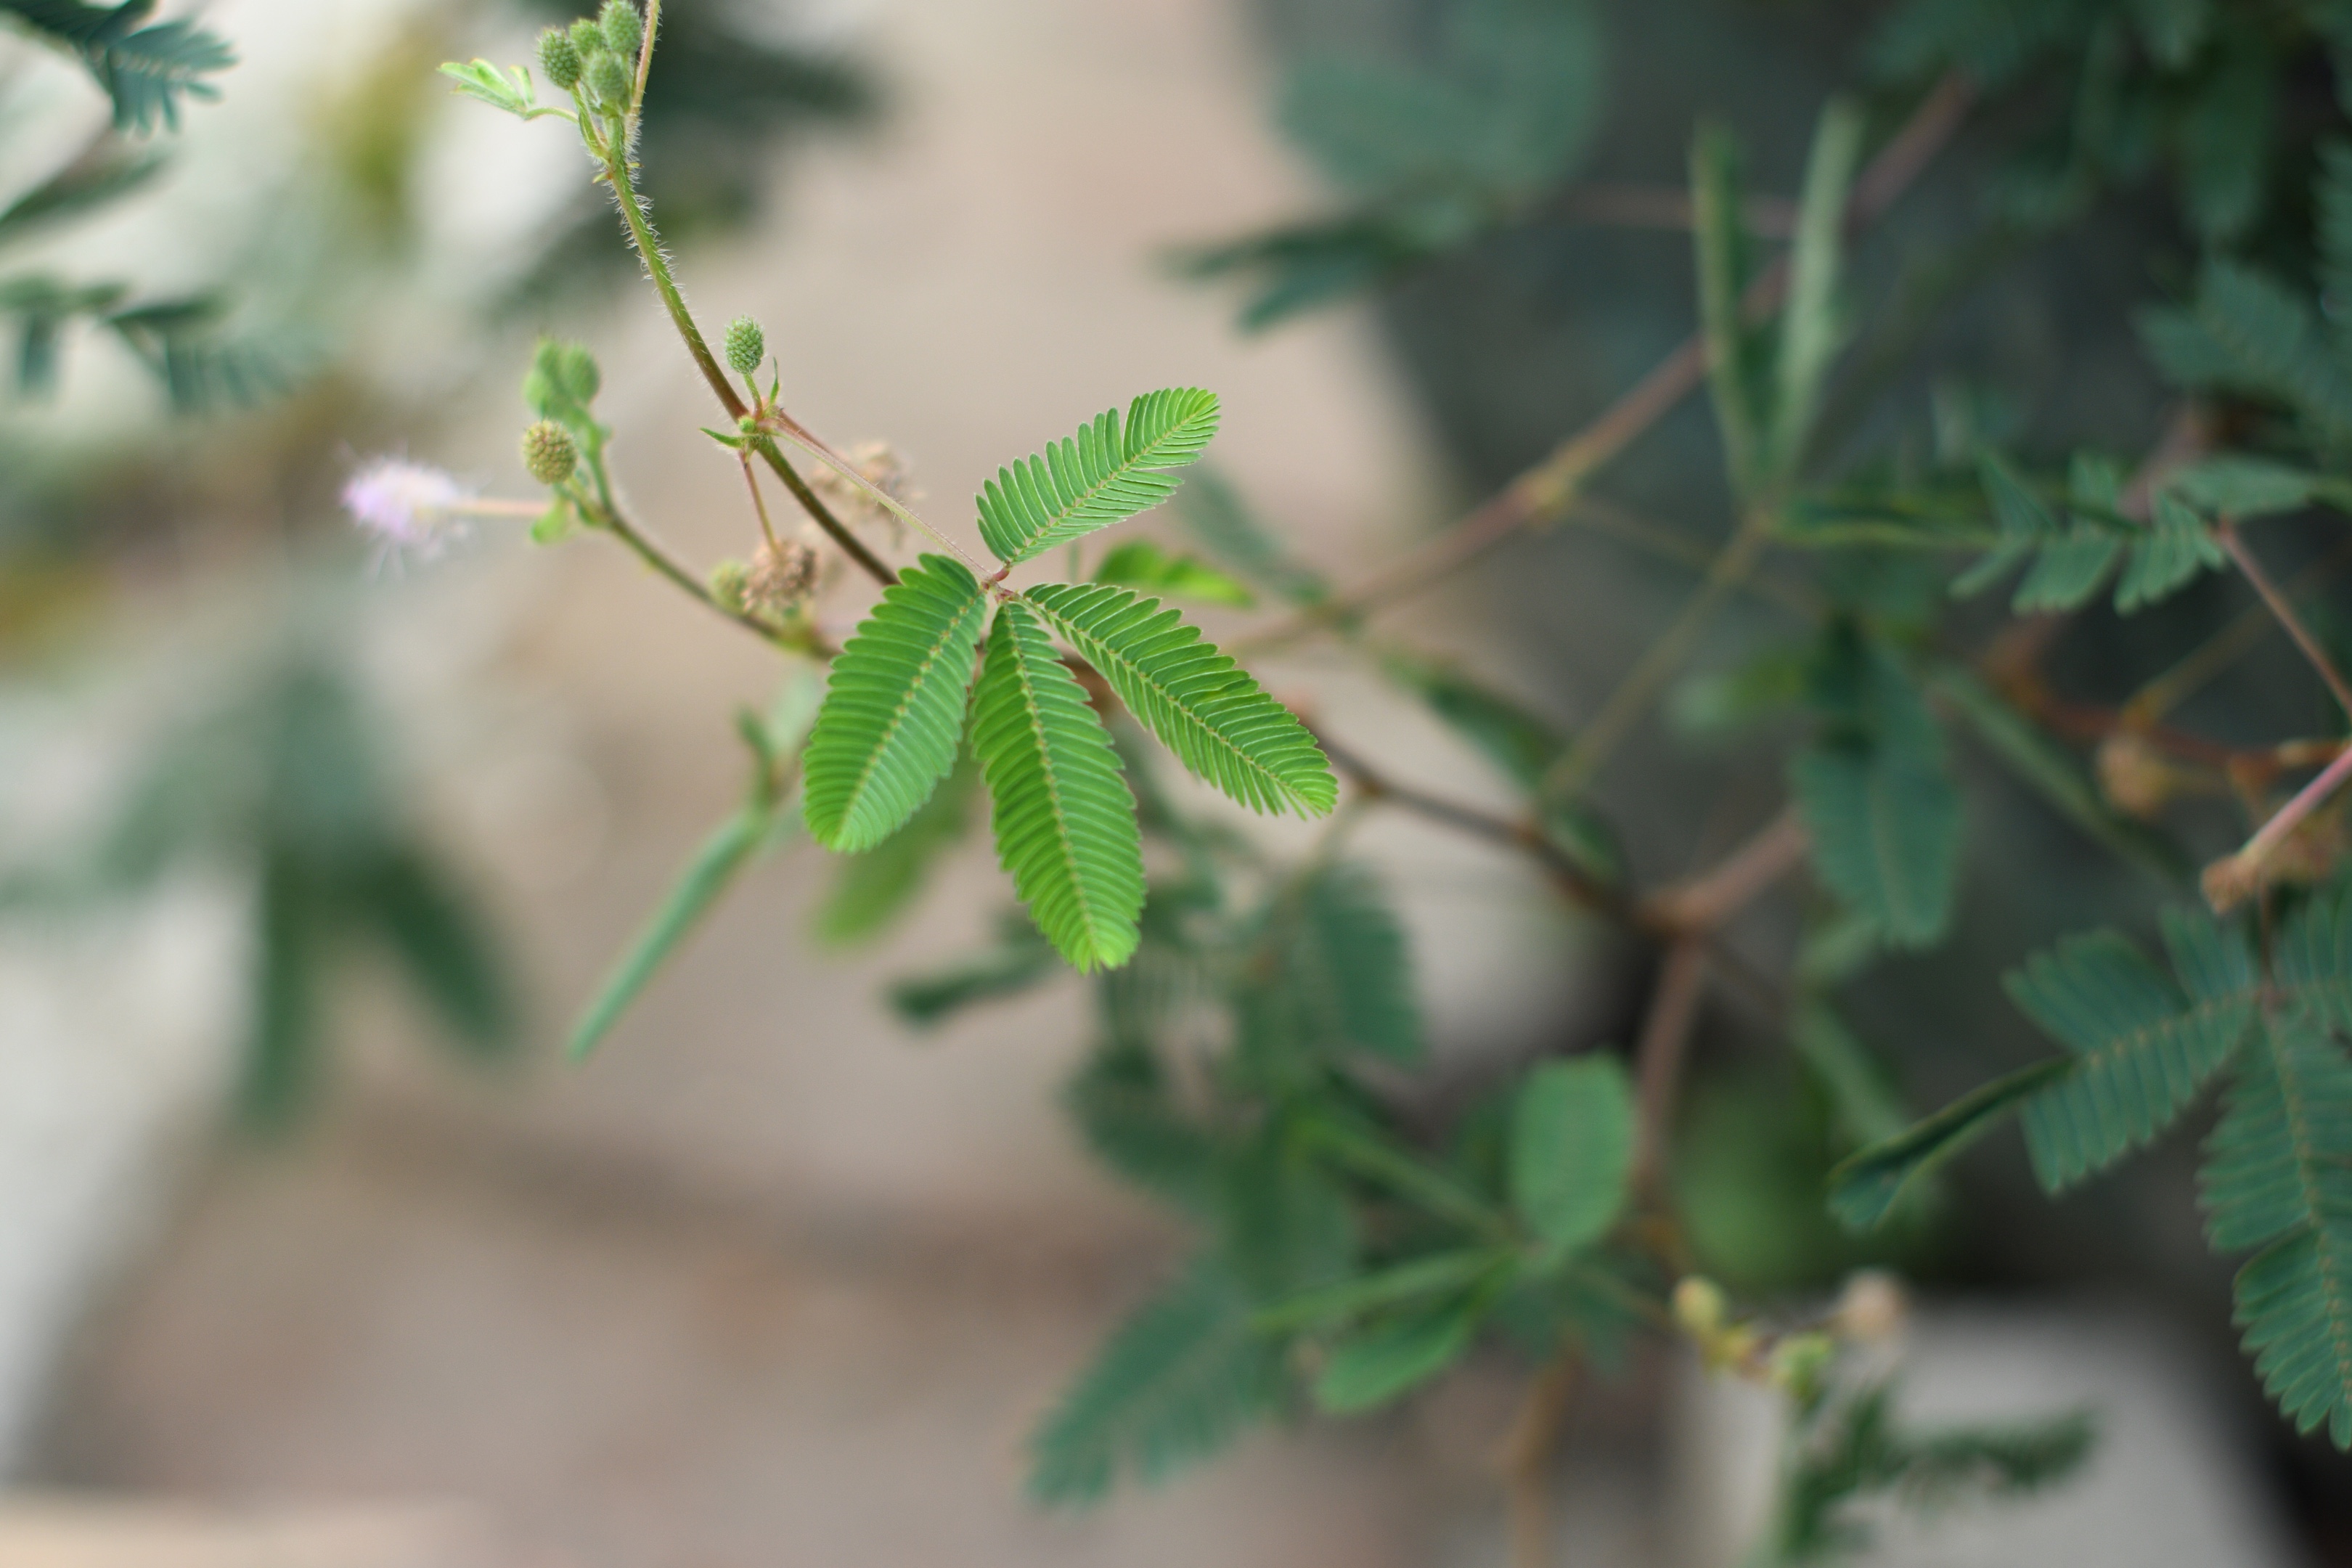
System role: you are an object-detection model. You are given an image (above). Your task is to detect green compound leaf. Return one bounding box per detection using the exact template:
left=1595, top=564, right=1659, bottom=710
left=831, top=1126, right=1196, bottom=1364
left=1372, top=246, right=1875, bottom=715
left=1791, top=735, right=1960, bottom=950
left=813, top=752, right=978, bottom=944
left=2115, top=489, right=2227, bottom=613
left=1025, top=582, right=1335, bottom=817
left=1233, top=861, right=1423, bottom=1068
left=977, top=389, right=1221, bottom=566
left=1828, top=1059, right=2070, bottom=1233
left=968, top=598, right=1145, bottom=971
left=2200, top=1007, right=2352, bottom=1449
left=1028, top=1254, right=1288, bottom=1506
left=802, top=555, right=991, bottom=852
left=1508, top=1057, right=1634, bottom=1259
left=2009, top=912, right=2257, bottom=1192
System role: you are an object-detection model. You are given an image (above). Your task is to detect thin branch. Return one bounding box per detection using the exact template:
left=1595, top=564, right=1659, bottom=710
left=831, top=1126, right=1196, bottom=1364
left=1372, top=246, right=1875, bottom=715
left=1632, top=936, right=1710, bottom=1191
left=602, top=150, right=897, bottom=587
left=2218, top=520, right=2352, bottom=720
left=630, top=0, right=661, bottom=115
left=1497, top=1349, right=1579, bottom=1568
left=1643, top=809, right=1810, bottom=934
left=1557, top=183, right=1799, bottom=239
left=2205, top=743, right=2352, bottom=912
left=1309, top=724, right=1625, bottom=916
left=1543, top=511, right=1772, bottom=801
left=1236, top=74, right=1973, bottom=657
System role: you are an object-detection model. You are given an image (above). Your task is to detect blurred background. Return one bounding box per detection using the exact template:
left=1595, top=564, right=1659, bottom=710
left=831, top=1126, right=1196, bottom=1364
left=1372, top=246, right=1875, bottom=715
left=0, top=0, right=2340, bottom=1563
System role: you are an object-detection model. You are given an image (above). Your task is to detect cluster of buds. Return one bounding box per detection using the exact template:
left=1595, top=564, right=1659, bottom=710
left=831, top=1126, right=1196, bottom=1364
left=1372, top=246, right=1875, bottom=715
left=536, top=1, right=645, bottom=115
left=1672, top=1270, right=1907, bottom=1403
left=712, top=531, right=824, bottom=624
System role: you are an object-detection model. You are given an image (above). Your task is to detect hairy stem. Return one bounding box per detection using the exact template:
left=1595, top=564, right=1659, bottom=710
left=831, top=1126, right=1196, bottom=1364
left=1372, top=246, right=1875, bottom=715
left=602, top=152, right=897, bottom=587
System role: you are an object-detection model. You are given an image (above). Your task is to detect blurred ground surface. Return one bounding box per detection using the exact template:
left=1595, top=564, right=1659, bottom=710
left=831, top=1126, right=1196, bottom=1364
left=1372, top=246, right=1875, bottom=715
left=19, top=0, right=1604, bottom=1563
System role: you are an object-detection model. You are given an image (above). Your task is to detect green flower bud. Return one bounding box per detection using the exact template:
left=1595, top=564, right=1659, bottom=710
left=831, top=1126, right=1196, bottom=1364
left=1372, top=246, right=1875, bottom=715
left=536, top=27, right=583, bottom=92
left=723, top=316, right=765, bottom=377
left=709, top=559, right=751, bottom=615
left=522, top=420, right=579, bottom=486
left=599, top=0, right=645, bottom=60
left=567, top=18, right=606, bottom=60
left=528, top=338, right=600, bottom=412
left=586, top=50, right=631, bottom=107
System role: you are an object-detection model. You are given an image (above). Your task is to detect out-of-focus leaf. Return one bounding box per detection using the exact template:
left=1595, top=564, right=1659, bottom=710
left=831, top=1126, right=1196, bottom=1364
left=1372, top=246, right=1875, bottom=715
left=1827, top=1059, right=2068, bottom=1232
left=1092, top=539, right=1255, bottom=608
left=813, top=751, right=977, bottom=944
left=351, top=846, right=517, bottom=1059
left=1508, top=1057, right=1634, bottom=1260
left=888, top=910, right=1060, bottom=1025
left=1173, top=467, right=1329, bottom=605
left=1312, top=1291, right=1486, bottom=1413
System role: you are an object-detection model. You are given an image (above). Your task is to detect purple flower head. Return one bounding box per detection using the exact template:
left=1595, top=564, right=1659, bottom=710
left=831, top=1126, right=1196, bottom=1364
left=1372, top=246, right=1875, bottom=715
left=341, top=457, right=473, bottom=563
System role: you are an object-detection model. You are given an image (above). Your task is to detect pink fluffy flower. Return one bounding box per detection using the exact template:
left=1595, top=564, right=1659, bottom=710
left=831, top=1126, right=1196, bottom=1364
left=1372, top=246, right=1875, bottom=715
left=340, top=457, right=472, bottom=563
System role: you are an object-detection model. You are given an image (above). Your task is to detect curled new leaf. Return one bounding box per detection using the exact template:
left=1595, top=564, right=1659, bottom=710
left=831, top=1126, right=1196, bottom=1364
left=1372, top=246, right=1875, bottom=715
left=1024, top=582, right=1335, bottom=817
left=968, top=599, right=1146, bottom=971
left=802, top=555, right=991, bottom=852
left=977, top=389, right=1221, bottom=565
left=1827, top=1059, right=2069, bottom=1233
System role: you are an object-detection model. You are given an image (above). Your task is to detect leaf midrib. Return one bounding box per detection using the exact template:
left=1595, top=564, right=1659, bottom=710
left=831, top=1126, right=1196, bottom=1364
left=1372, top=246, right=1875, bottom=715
left=1004, top=618, right=1104, bottom=952
left=1036, top=590, right=1297, bottom=810
left=1002, top=410, right=1206, bottom=560
left=836, top=586, right=983, bottom=833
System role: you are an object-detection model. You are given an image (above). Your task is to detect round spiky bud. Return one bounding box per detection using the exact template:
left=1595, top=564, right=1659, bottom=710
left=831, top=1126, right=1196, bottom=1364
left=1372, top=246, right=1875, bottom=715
left=599, top=0, right=645, bottom=60
left=536, top=27, right=583, bottom=91
left=586, top=50, right=631, bottom=107
left=1671, top=1276, right=1726, bottom=1339
left=723, top=316, right=765, bottom=377
left=709, top=560, right=751, bottom=615
left=522, top=420, right=579, bottom=486
left=567, top=17, right=606, bottom=60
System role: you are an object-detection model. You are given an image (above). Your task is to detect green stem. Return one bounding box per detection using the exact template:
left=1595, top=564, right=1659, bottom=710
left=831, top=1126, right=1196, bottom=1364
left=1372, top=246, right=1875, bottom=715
left=1543, top=511, right=1772, bottom=801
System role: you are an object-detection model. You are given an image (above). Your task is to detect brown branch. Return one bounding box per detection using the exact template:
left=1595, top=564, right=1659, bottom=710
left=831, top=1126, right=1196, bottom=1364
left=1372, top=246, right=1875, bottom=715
left=1497, top=1350, right=1579, bottom=1568
left=1642, top=809, right=1810, bottom=934
left=1632, top=936, right=1710, bottom=1192
left=1308, top=724, right=1627, bottom=917
left=2218, top=520, right=2352, bottom=721
left=1237, top=74, right=1974, bottom=657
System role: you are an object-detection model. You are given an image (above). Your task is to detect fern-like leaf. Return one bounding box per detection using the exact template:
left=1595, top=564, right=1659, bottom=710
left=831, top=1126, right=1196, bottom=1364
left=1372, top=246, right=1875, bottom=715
left=1028, top=1255, right=1288, bottom=1504
left=2009, top=912, right=2257, bottom=1191
left=1024, top=582, right=1334, bottom=817
left=802, top=555, right=991, bottom=852
left=968, top=598, right=1145, bottom=970
left=1233, top=861, right=1422, bottom=1070
left=2200, top=1006, right=2352, bottom=1448
left=976, top=389, right=1221, bottom=565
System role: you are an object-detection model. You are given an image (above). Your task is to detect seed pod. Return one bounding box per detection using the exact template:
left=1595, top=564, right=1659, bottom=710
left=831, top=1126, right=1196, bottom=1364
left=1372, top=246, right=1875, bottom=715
left=536, top=27, right=582, bottom=91
left=599, top=0, right=644, bottom=60
left=522, top=420, right=579, bottom=486
left=724, top=317, right=766, bottom=377
left=586, top=50, right=631, bottom=107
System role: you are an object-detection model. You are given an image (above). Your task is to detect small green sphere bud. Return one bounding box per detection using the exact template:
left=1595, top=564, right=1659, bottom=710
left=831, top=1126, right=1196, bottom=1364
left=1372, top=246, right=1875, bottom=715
left=587, top=50, right=631, bottom=107
left=599, top=0, right=645, bottom=60
left=567, top=18, right=606, bottom=60
left=530, top=338, right=600, bottom=411
left=709, top=560, right=751, bottom=615
left=723, top=317, right=766, bottom=377
left=522, top=420, right=579, bottom=486
left=536, top=27, right=583, bottom=91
